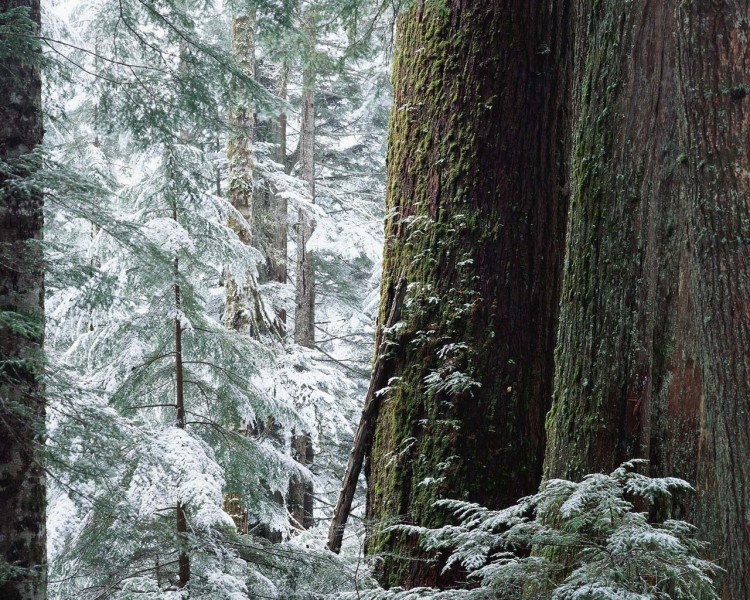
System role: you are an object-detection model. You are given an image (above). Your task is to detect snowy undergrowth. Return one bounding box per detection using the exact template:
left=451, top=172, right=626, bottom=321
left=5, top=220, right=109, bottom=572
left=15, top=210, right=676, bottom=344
left=344, top=461, right=718, bottom=600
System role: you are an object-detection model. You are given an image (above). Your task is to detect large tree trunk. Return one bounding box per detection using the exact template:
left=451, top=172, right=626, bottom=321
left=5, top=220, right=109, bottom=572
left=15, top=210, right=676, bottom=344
left=365, top=0, right=569, bottom=588
left=544, top=2, right=750, bottom=597
left=0, top=0, right=46, bottom=597
left=677, top=5, right=750, bottom=596
left=544, top=2, right=685, bottom=479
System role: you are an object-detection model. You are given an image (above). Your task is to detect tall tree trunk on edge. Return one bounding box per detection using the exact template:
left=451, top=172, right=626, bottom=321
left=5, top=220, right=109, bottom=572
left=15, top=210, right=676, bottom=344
left=0, top=0, right=46, bottom=597
left=544, top=2, right=750, bottom=597
left=366, top=0, right=569, bottom=588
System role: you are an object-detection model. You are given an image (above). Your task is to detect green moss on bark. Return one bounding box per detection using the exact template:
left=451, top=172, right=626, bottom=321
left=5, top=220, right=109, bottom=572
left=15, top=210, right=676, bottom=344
left=366, top=0, right=570, bottom=589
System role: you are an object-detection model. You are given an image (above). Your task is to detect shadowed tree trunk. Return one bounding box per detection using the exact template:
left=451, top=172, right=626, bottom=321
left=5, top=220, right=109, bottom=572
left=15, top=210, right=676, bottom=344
left=166, top=152, right=191, bottom=590
left=288, top=432, right=314, bottom=530
left=544, top=2, right=750, bottom=597
left=365, top=0, right=570, bottom=588
left=290, top=10, right=317, bottom=530
left=0, top=0, right=46, bottom=597
left=676, top=5, right=750, bottom=595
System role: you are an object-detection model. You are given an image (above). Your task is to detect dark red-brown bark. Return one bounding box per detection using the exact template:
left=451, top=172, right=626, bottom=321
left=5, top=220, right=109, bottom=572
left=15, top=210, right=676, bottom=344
left=366, top=0, right=570, bottom=588
left=544, top=2, right=750, bottom=597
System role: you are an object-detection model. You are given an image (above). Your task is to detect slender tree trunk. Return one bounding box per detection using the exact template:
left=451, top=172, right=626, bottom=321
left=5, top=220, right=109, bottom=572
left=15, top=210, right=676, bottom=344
left=252, top=60, right=288, bottom=326
left=327, top=276, right=406, bottom=553
left=294, top=8, right=316, bottom=349
left=272, top=66, right=289, bottom=293
left=288, top=433, right=314, bottom=530
left=0, top=0, right=46, bottom=597
left=289, top=9, right=317, bottom=531
left=544, top=2, right=750, bottom=597
left=171, top=201, right=191, bottom=591
left=366, top=0, right=570, bottom=588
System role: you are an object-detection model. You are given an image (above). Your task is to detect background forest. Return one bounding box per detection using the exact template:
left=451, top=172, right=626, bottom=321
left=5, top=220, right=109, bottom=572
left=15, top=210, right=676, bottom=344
left=1, top=0, right=749, bottom=600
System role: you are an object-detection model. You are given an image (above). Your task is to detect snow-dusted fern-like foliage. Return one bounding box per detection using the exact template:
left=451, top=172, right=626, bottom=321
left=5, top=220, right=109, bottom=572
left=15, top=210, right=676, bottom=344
left=343, top=460, right=718, bottom=600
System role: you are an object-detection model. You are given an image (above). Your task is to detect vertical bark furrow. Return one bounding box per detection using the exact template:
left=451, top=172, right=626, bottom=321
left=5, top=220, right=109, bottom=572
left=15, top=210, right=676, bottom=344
left=367, top=0, right=569, bottom=588
left=546, top=2, right=750, bottom=596
left=676, top=4, right=750, bottom=596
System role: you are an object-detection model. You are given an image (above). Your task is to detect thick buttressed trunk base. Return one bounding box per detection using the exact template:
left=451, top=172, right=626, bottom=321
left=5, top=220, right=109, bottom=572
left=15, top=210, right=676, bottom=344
left=544, top=2, right=750, bottom=597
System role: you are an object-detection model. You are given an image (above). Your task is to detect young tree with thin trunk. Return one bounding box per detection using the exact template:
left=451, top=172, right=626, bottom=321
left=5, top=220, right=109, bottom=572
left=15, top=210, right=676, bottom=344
left=364, top=0, right=569, bottom=588
left=0, top=0, right=46, bottom=597
left=544, top=2, right=750, bottom=597
left=172, top=236, right=191, bottom=590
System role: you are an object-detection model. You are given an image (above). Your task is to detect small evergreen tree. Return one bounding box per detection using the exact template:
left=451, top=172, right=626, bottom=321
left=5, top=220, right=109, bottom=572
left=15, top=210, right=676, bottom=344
left=347, top=462, right=719, bottom=600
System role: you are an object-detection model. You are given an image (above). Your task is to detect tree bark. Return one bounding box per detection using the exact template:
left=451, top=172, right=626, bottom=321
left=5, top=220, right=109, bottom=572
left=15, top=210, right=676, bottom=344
left=676, top=5, right=750, bottom=596
left=171, top=202, right=190, bottom=591
left=288, top=433, right=314, bottom=530
left=0, top=0, right=46, bottom=597
left=225, top=11, right=271, bottom=338
left=365, top=0, right=570, bottom=588
left=294, top=8, right=316, bottom=349
left=544, top=2, right=750, bottom=597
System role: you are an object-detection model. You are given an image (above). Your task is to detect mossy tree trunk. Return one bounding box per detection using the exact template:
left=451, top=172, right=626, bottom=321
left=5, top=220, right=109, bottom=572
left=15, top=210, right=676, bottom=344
left=544, top=2, right=750, bottom=597
left=366, top=0, right=570, bottom=588
left=676, top=5, right=750, bottom=595
left=0, top=0, right=46, bottom=597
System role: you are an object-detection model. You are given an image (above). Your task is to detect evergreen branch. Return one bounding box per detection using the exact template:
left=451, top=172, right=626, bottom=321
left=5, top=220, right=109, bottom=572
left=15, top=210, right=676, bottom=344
left=313, top=344, right=369, bottom=377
